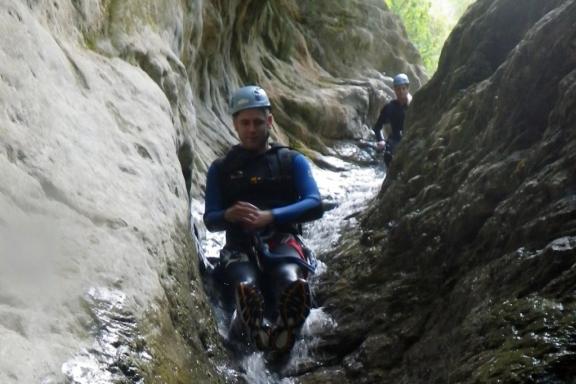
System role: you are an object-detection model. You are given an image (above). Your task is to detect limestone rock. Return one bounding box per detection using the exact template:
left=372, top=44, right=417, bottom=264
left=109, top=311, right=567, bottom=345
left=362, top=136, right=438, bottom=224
left=318, top=1, right=576, bottom=383
left=0, top=0, right=424, bottom=382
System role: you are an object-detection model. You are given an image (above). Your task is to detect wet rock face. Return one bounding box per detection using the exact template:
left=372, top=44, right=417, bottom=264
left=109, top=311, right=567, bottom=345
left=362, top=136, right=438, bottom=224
left=317, top=1, right=576, bottom=383
left=191, top=0, right=426, bottom=172
left=0, top=0, right=422, bottom=383
left=0, top=1, right=218, bottom=383
left=296, top=0, right=425, bottom=82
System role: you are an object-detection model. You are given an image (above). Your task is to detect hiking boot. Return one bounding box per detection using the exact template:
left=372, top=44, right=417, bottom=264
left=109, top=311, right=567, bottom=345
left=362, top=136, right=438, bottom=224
left=279, top=278, right=311, bottom=328
left=235, top=283, right=268, bottom=350
left=270, top=279, right=311, bottom=353
left=270, top=326, right=296, bottom=354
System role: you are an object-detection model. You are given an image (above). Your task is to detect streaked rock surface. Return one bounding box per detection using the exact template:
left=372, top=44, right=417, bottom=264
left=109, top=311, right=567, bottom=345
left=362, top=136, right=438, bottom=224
left=316, top=1, right=576, bottom=383
left=0, top=0, right=423, bottom=382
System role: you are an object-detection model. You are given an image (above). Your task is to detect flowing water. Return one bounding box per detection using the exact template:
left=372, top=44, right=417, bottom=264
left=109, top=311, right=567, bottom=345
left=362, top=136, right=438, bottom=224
left=193, top=142, right=385, bottom=383
left=60, top=142, right=383, bottom=384
left=61, top=287, right=150, bottom=384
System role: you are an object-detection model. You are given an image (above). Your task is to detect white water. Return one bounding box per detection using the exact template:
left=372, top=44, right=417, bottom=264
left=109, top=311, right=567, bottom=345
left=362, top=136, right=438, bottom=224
left=303, top=156, right=384, bottom=254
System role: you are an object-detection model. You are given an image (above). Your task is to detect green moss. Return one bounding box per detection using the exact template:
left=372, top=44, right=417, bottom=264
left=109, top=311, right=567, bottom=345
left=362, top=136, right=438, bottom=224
left=471, top=297, right=576, bottom=383
left=139, top=311, right=224, bottom=384
left=291, top=140, right=311, bottom=158
left=83, top=34, right=98, bottom=51
left=138, top=224, right=226, bottom=383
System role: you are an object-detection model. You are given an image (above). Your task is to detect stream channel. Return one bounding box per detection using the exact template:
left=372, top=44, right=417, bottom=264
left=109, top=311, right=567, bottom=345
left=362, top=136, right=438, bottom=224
left=193, top=141, right=386, bottom=383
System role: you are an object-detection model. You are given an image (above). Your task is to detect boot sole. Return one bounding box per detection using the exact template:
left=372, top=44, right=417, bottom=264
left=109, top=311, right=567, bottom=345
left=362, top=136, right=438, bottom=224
left=271, top=279, right=311, bottom=353
left=280, top=279, right=311, bottom=328
left=236, top=283, right=269, bottom=350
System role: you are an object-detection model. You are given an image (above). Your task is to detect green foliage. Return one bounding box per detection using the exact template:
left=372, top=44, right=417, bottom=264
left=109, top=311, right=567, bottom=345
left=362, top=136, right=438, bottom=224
left=385, top=0, right=473, bottom=75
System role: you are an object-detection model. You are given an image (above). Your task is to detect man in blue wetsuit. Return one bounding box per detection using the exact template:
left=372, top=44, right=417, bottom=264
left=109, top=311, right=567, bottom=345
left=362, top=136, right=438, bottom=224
left=203, top=85, right=322, bottom=354
left=373, top=73, right=412, bottom=166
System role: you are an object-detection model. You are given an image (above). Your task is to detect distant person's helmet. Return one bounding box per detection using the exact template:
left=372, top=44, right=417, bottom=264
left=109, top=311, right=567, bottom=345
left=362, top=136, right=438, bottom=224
left=393, top=73, right=410, bottom=87
left=229, top=86, right=271, bottom=115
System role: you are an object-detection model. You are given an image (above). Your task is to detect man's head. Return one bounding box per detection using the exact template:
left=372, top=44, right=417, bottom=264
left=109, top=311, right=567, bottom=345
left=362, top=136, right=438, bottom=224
left=229, top=86, right=273, bottom=153
left=392, top=73, right=410, bottom=105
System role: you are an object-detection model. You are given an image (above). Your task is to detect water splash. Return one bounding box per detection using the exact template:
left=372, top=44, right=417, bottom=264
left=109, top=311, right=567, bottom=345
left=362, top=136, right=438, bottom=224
left=240, top=353, right=287, bottom=384
left=282, top=308, right=338, bottom=376
left=61, top=287, right=150, bottom=384
left=303, top=160, right=384, bottom=254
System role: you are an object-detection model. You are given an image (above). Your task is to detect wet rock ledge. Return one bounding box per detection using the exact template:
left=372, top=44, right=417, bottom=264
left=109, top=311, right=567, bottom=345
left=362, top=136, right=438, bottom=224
left=313, top=1, right=576, bottom=383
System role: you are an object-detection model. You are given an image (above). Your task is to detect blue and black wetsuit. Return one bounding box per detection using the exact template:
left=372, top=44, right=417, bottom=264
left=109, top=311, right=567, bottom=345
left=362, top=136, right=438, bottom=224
left=204, top=145, right=321, bottom=242
left=203, top=144, right=321, bottom=316
left=373, top=99, right=408, bottom=156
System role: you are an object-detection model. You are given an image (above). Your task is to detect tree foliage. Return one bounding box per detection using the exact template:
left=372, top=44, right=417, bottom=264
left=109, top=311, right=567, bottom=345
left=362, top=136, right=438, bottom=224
left=385, top=0, right=474, bottom=74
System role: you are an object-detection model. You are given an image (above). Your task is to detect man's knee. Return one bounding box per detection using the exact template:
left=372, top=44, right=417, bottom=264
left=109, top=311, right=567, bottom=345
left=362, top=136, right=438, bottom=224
left=273, top=263, right=304, bottom=286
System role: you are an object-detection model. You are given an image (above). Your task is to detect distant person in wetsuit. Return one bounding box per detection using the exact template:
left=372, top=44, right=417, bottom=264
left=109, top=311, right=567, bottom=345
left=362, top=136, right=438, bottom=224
left=373, top=73, right=412, bottom=166
left=203, top=85, right=321, bottom=354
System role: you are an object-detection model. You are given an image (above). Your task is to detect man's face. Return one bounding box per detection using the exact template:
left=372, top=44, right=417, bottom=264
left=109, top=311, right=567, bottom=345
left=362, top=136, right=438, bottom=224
left=394, top=84, right=409, bottom=103
left=233, top=108, right=272, bottom=152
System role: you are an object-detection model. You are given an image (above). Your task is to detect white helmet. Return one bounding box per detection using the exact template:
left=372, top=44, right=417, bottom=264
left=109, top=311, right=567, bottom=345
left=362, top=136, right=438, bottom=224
left=393, top=73, right=410, bottom=87
left=229, top=85, right=271, bottom=115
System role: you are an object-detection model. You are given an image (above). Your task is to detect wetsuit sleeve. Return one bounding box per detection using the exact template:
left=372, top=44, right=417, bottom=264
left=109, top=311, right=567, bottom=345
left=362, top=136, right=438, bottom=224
left=373, top=103, right=389, bottom=142
left=271, top=154, right=321, bottom=224
left=203, top=161, right=229, bottom=232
